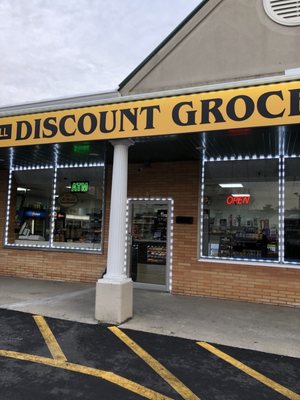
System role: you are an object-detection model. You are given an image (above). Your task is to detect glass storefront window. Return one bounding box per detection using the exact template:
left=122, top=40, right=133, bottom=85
left=202, top=159, right=279, bottom=261
left=284, top=158, right=300, bottom=262
left=8, top=169, right=53, bottom=246
left=53, top=167, right=104, bottom=250
left=6, top=164, right=104, bottom=252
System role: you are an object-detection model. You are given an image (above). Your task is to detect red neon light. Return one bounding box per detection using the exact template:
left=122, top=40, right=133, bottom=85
left=226, top=195, right=251, bottom=205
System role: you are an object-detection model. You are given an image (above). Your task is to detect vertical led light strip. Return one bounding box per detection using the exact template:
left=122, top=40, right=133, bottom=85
left=168, top=198, right=174, bottom=291
left=4, top=169, right=12, bottom=246
left=99, top=160, right=106, bottom=254
left=4, top=148, right=14, bottom=246
left=124, top=199, right=130, bottom=274
left=278, top=126, right=285, bottom=263
left=199, top=148, right=206, bottom=258
left=50, top=145, right=59, bottom=248
left=278, top=158, right=284, bottom=262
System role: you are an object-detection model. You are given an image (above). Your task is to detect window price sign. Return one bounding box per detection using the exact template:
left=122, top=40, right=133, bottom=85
left=70, top=181, right=89, bottom=193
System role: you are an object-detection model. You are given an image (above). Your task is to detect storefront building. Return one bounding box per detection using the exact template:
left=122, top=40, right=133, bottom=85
left=0, top=0, right=300, bottom=322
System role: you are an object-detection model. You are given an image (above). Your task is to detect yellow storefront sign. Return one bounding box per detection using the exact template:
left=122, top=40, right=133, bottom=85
left=0, top=81, right=299, bottom=148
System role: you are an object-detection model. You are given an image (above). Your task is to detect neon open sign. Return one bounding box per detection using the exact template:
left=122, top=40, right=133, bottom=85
left=226, top=195, right=250, bottom=205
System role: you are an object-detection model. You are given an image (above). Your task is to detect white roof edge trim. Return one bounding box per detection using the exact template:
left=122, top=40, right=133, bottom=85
left=0, top=73, right=300, bottom=118
left=0, top=89, right=120, bottom=113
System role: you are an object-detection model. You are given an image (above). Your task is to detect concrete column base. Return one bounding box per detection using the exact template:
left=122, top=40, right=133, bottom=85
left=95, top=278, right=133, bottom=324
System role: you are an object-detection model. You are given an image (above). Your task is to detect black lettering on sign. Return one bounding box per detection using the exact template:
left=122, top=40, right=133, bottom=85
left=226, top=95, right=255, bottom=121
left=0, top=124, right=12, bottom=140
left=78, top=113, right=97, bottom=135
left=257, top=91, right=285, bottom=118
left=289, top=89, right=300, bottom=116
left=172, top=101, right=197, bottom=126
left=60, top=115, right=76, bottom=136
left=16, top=121, right=32, bottom=141
left=140, top=105, right=161, bottom=129
left=200, top=98, right=225, bottom=124
left=99, top=110, right=117, bottom=133
left=43, top=117, right=58, bottom=138
left=34, top=119, right=41, bottom=139
left=120, top=108, right=139, bottom=132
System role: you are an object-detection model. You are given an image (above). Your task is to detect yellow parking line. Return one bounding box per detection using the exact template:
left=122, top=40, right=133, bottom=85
left=197, top=341, right=300, bottom=400
left=109, top=326, right=200, bottom=400
left=0, top=349, right=173, bottom=400
left=33, top=315, right=67, bottom=362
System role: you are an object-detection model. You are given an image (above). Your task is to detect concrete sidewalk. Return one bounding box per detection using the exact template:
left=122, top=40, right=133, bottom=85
left=0, top=276, right=299, bottom=358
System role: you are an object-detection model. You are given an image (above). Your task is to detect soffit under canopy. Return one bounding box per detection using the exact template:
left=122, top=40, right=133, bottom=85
left=0, top=124, right=299, bottom=170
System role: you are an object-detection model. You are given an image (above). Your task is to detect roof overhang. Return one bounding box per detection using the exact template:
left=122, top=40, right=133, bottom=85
left=0, top=77, right=299, bottom=150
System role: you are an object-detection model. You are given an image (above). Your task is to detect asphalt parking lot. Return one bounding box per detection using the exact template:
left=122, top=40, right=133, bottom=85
left=0, top=308, right=299, bottom=400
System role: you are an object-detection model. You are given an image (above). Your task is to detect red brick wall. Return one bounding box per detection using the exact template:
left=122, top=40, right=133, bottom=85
left=0, top=162, right=300, bottom=307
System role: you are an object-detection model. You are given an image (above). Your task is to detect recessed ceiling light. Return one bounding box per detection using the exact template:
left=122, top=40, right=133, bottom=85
left=219, top=183, right=243, bottom=188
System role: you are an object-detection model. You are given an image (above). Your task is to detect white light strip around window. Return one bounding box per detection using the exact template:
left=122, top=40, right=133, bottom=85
left=169, top=199, right=174, bottom=291
left=204, top=154, right=278, bottom=162
left=4, top=242, right=99, bottom=251
left=279, top=156, right=285, bottom=261
left=199, top=157, right=284, bottom=265
left=5, top=243, right=50, bottom=249
left=278, top=126, right=286, bottom=263
left=284, top=154, right=300, bottom=158
left=283, top=260, right=300, bottom=266
left=5, top=149, right=14, bottom=245
left=9, top=147, right=14, bottom=170
left=51, top=246, right=100, bottom=251
left=199, top=153, right=206, bottom=258
left=50, top=146, right=58, bottom=248
left=11, top=164, right=53, bottom=171
left=6, top=151, right=104, bottom=251
left=57, top=162, right=104, bottom=168
left=201, top=255, right=280, bottom=264
left=10, top=162, right=104, bottom=172
left=125, top=197, right=174, bottom=291
left=4, top=168, right=13, bottom=246
left=199, top=137, right=300, bottom=264
left=125, top=203, right=129, bottom=268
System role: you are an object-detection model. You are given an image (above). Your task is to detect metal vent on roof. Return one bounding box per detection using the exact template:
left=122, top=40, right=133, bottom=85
left=263, top=0, right=300, bottom=25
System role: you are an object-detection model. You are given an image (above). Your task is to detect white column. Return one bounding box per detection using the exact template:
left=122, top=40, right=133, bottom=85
left=104, top=139, right=132, bottom=281
left=95, top=139, right=133, bottom=324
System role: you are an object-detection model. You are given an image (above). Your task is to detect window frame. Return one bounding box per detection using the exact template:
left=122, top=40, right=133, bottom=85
left=199, top=153, right=300, bottom=269
left=5, top=161, right=105, bottom=254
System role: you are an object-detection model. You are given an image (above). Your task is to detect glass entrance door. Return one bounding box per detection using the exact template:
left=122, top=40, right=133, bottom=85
left=127, top=200, right=171, bottom=291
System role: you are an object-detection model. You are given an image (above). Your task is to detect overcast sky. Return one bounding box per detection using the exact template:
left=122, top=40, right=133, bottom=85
left=0, top=0, right=201, bottom=107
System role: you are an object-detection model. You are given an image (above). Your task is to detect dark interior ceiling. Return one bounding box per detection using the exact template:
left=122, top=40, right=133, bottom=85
left=0, top=124, right=299, bottom=170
